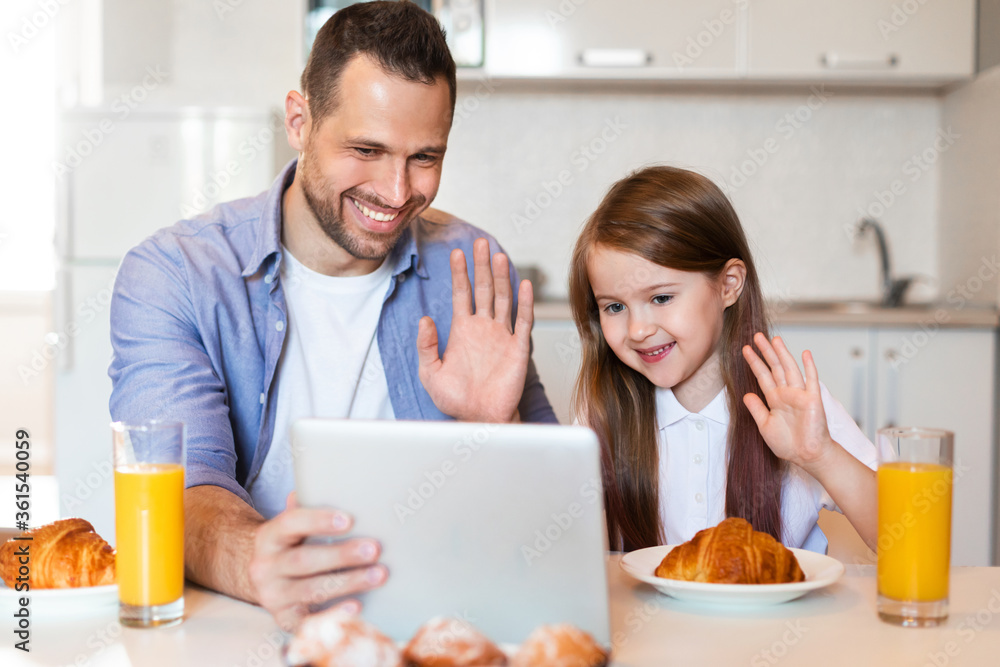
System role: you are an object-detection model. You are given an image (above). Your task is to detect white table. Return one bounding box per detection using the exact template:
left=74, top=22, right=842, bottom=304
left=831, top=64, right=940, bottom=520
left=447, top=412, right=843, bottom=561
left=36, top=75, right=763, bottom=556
left=4, top=558, right=1000, bottom=666
left=607, top=559, right=1000, bottom=666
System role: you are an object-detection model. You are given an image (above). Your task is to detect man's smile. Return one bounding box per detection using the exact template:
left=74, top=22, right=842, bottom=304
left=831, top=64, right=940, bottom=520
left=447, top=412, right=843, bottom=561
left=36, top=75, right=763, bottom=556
left=351, top=197, right=399, bottom=222
left=346, top=196, right=405, bottom=233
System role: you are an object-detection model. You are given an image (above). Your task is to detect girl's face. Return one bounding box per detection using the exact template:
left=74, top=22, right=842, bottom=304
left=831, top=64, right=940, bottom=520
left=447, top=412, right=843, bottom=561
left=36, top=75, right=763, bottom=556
left=586, top=244, right=743, bottom=410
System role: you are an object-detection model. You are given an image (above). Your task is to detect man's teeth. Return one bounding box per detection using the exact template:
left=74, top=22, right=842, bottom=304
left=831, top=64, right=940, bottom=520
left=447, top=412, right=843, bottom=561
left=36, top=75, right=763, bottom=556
left=353, top=198, right=398, bottom=223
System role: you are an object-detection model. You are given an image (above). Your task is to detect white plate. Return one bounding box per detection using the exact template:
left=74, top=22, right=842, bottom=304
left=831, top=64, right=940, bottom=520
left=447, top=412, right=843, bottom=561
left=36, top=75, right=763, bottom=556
left=0, top=580, right=118, bottom=618
left=619, top=545, right=844, bottom=606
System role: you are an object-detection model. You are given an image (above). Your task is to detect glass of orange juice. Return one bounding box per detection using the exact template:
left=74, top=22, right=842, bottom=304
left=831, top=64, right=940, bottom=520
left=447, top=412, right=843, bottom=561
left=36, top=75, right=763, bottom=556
left=876, top=427, right=953, bottom=627
left=112, top=420, right=185, bottom=628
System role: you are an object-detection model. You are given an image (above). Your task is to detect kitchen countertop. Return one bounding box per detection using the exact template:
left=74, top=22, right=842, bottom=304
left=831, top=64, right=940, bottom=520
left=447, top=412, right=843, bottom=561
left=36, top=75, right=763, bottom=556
left=7, top=558, right=1000, bottom=666
left=535, top=300, right=1000, bottom=328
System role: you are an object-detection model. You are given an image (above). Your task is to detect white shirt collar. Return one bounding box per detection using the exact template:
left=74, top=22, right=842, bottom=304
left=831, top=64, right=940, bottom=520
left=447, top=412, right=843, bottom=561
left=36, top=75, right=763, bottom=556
left=655, top=386, right=729, bottom=429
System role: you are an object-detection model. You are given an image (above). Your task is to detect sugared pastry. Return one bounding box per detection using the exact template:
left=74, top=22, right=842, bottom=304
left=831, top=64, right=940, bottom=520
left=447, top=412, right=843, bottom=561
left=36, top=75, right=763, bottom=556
left=0, top=518, right=115, bottom=589
left=654, top=517, right=805, bottom=584
left=285, top=607, right=402, bottom=667
left=403, top=616, right=508, bottom=666
left=511, top=624, right=608, bottom=667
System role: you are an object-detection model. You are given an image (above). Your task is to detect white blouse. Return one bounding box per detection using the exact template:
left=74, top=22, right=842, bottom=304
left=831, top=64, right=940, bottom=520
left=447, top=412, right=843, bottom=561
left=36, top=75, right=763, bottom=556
left=655, top=383, right=887, bottom=553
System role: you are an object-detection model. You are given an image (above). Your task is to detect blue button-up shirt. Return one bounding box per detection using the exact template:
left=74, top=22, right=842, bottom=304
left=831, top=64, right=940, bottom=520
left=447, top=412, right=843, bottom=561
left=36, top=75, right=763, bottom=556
left=109, top=160, right=556, bottom=506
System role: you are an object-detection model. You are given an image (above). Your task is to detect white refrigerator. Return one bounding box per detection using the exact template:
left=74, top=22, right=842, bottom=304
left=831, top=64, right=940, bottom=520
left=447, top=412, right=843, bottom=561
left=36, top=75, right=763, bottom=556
left=54, top=107, right=283, bottom=543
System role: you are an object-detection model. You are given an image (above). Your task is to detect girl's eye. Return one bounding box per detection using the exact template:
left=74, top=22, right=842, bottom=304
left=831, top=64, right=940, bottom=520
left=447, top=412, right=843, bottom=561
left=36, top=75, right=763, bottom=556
left=603, top=303, right=625, bottom=314
left=653, top=294, right=673, bottom=305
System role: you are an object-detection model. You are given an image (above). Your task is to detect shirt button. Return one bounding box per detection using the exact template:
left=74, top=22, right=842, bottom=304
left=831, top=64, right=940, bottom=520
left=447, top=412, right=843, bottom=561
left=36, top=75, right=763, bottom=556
left=695, top=493, right=704, bottom=503
left=275, top=321, right=284, bottom=332
left=396, top=274, right=406, bottom=283
left=259, top=393, right=266, bottom=405
left=264, top=274, right=273, bottom=284
left=693, top=454, right=702, bottom=464
left=694, top=421, right=705, bottom=431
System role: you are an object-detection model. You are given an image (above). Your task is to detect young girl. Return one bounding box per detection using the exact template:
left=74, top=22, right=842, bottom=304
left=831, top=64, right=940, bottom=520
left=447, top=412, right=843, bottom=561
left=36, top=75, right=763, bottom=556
left=569, top=166, right=881, bottom=554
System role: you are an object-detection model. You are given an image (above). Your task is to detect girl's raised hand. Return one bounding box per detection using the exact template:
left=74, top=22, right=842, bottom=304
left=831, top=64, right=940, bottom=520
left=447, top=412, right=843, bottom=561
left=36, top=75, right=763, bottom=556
left=741, top=333, right=835, bottom=470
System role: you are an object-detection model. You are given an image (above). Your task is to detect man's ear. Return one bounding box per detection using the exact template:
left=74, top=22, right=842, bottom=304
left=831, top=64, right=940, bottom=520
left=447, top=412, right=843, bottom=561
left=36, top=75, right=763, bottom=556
left=721, top=258, right=747, bottom=308
left=285, top=91, right=309, bottom=153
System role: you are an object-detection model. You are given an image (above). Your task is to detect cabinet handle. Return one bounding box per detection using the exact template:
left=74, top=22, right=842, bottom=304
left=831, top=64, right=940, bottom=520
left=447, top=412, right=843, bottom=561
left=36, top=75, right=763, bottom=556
left=579, top=49, right=652, bottom=68
left=820, top=52, right=899, bottom=70
left=883, top=349, right=900, bottom=430
left=850, top=348, right=864, bottom=431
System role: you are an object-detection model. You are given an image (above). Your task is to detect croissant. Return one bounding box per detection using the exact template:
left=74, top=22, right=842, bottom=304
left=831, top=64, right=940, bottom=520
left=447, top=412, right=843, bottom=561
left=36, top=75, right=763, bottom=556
left=655, top=517, right=805, bottom=584
left=0, top=518, right=116, bottom=589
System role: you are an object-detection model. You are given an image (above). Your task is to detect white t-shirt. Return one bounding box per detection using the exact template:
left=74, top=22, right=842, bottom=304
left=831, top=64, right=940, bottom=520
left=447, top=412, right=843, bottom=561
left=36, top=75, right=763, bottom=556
left=248, top=247, right=396, bottom=519
left=655, top=382, right=887, bottom=552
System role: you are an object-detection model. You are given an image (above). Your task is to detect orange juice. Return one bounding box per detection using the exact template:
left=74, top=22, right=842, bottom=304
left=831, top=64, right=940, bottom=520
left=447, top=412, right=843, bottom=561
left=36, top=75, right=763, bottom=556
left=115, top=463, right=185, bottom=606
left=877, top=462, right=952, bottom=602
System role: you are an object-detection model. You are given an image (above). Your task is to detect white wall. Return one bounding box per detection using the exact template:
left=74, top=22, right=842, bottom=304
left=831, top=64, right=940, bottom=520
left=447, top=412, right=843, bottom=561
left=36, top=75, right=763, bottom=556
left=436, top=84, right=944, bottom=303
left=78, top=1, right=958, bottom=306
left=79, top=0, right=303, bottom=108
left=1, top=0, right=56, bottom=291
left=165, top=0, right=303, bottom=107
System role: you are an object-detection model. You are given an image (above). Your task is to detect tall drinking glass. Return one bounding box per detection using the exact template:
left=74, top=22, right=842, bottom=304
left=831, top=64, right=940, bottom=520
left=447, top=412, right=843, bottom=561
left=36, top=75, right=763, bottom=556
left=112, top=420, right=186, bottom=628
left=876, top=427, right=953, bottom=627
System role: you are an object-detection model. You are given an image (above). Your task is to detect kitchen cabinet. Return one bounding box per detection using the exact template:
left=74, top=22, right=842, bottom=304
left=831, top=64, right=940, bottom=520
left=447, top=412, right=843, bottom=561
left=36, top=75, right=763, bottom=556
left=532, top=321, right=583, bottom=426
left=747, top=0, right=976, bottom=83
left=778, top=325, right=997, bottom=566
left=485, top=0, right=975, bottom=85
left=776, top=326, right=873, bottom=432
left=52, top=110, right=282, bottom=546
left=100, top=0, right=173, bottom=91
left=486, top=0, right=743, bottom=79
left=59, top=109, right=280, bottom=260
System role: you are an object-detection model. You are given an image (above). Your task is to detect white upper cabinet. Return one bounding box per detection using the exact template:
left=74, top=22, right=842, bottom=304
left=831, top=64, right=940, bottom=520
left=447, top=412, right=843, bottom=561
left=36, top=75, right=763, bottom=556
left=746, top=0, right=976, bottom=83
left=484, top=0, right=976, bottom=85
left=485, top=0, right=744, bottom=79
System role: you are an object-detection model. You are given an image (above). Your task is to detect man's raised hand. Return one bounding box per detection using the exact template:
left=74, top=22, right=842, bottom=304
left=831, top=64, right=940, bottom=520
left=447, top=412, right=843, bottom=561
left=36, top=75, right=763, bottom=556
left=416, top=238, right=533, bottom=423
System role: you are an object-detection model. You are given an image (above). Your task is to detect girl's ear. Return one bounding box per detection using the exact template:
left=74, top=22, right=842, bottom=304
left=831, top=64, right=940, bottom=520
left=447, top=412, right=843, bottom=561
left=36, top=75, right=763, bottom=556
left=721, top=259, right=747, bottom=308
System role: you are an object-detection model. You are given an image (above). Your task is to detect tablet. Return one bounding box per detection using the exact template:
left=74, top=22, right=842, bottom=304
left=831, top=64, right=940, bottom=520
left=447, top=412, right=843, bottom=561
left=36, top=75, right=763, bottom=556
left=290, top=418, right=611, bottom=645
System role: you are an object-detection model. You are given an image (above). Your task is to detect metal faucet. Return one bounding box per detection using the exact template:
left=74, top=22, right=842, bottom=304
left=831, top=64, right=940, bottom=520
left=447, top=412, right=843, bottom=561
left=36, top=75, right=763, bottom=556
left=855, top=218, right=914, bottom=308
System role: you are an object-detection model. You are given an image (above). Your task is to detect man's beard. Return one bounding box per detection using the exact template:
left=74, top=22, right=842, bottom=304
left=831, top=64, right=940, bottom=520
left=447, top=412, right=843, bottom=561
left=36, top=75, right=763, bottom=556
left=299, top=155, right=423, bottom=261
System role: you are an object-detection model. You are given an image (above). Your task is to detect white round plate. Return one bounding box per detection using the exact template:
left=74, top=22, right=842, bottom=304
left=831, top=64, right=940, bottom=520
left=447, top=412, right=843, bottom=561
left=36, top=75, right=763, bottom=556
left=619, top=545, right=844, bottom=606
left=0, top=581, right=118, bottom=618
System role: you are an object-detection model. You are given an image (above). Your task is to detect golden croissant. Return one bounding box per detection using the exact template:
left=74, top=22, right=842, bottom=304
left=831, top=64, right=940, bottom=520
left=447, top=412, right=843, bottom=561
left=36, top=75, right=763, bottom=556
left=655, top=517, right=805, bottom=584
left=0, top=518, right=116, bottom=589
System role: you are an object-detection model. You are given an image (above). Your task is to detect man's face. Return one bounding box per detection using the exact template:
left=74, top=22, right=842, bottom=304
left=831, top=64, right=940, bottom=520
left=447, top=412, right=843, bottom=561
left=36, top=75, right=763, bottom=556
left=297, top=55, right=452, bottom=260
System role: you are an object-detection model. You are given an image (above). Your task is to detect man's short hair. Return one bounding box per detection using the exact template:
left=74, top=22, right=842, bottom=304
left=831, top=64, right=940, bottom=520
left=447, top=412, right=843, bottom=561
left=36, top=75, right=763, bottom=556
left=301, top=1, right=457, bottom=126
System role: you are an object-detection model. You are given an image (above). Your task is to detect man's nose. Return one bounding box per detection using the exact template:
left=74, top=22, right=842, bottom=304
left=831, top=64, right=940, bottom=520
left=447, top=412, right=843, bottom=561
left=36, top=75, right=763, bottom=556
left=375, top=159, right=411, bottom=209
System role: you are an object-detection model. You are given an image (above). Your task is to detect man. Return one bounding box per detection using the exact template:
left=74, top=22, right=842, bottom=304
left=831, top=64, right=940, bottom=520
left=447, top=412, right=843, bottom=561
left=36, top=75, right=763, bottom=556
left=108, top=2, right=555, bottom=630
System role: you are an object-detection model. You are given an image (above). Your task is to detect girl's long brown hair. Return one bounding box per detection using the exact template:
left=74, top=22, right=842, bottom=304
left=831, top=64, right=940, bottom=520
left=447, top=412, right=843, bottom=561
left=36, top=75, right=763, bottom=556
left=569, top=166, right=783, bottom=551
